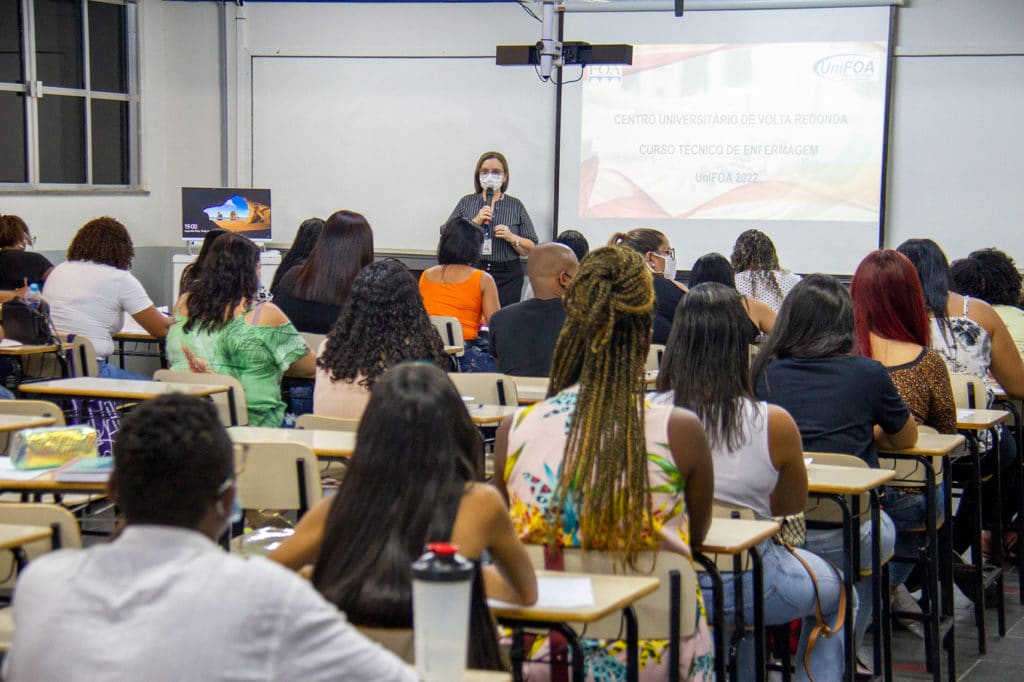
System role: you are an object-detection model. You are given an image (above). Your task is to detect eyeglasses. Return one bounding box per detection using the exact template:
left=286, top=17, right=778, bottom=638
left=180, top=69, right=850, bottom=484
left=657, top=248, right=676, bottom=260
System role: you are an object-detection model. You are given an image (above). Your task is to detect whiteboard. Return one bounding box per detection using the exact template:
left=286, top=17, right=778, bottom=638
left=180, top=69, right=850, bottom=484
left=251, top=56, right=556, bottom=252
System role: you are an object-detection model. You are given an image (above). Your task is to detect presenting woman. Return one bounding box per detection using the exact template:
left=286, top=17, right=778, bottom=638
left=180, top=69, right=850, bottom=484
left=447, top=151, right=537, bottom=307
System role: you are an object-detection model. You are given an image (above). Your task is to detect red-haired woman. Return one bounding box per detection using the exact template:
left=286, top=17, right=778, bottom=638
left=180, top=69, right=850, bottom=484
left=850, top=249, right=957, bottom=625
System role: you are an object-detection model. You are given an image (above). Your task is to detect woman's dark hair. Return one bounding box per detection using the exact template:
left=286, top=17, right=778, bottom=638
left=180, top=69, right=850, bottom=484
left=179, top=228, right=228, bottom=295
left=0, top=214, right=30, bottom=248
left=657, top=283, right=753, bottom=452
left=751, top=274, right=854, bottom=383
left=183, top=233, right=260, bottom=333
left=472, top=150, right=509, bottom=194
left=318, top=260, right=447, bottom=388
left=731, top=229, right=786, bottom=302
left=555, top=229, right=590, bottom=262
left=270, top=217, right=324, bottom=292
left=608, top=228, right=665, bottom=256
left=689, top=252, right=736, bottom=289
left=289, top=210, right=373, bottom=306
left=896, top=238, right=952, bottom=332
left=67, top=217, right=135, bottom=269
left=960, top=248, right=1024, bottom=307
left=312, top=363, right=483, bottom=628
left=437, top=217, right=483, bottom=266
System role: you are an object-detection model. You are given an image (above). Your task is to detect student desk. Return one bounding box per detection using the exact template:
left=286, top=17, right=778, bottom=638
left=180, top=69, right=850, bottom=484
left=0, top=462, right=109, bottom=498
left=805, top=463, right=895, bottom=681
left=0, top=523, right=53, bottom=572
left=514, top=376, right=659, bottom=406
left=955, top=407, right=1011, bottom=651
left=878, top=432, right=965, bottom=681
left=490, top=570, right=659, bottom=682
left=0, top=415, right=56, bottom=432
left=694, top=517, right=779, bottom=682
left=111, top=330, right=168, bottom=370
left=0, top=342, right=66, bottom=388
left=989, top=385, right=1024, bottom=604
left=227, top=426, right=354, bottom=461
left=467, top=405, right=517, bottom=427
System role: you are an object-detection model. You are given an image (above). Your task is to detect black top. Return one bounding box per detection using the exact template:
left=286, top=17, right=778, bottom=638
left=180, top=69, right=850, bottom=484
left=270, top=269, right=342, bottom=334
left=489, top=297, right=566, bottom=377
left=0, top=250, right=53, bottom=290
left=447, top=193, right=538, bottom=263
left=652, top=275, right=684, bottom=345
left=754, top=355, right=910, bottom=468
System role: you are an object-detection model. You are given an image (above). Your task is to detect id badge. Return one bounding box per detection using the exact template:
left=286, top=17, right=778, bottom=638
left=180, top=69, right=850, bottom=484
left=482, top=237, right=493, bottom=256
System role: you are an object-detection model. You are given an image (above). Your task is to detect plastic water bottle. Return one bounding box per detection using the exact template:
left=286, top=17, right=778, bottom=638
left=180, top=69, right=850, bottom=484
left=24, top=283, right=42, bottom=310
left=412, top=542, right=474, bottom=682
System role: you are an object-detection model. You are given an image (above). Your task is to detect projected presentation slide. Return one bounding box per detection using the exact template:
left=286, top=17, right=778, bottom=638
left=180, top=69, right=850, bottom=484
left=181, top=187, right=272, bottom=240
left=579, top=42, right=886, bottom=222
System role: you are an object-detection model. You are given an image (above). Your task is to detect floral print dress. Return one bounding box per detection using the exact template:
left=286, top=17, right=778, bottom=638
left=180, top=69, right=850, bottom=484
left=504, top=385, right=714, bottom=682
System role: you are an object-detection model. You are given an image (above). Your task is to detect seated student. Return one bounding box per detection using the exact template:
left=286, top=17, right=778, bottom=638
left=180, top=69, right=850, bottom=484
left=420, top=217, right=500, bottom=372
left=555, top=229, right=590, bottom=263
left=688, top=252, right=775, bottom=338
left=4, top=394, right=415, bottom=682
left=271, top=363, right=537, bottom=670
left=752, top=274, right=914, bottom=665
left=269, top=217, right=324, bottom=293
left=177, top=228, right=227, bottom=295
left=489, top=242, right=577, bottom=376
left=951, top=248, right=1024, bottom=357
left=43, top=217, right=172, bottom=379
left=0, top=214, right=52, bottom=290
left=495, top=246, right=716, bottom=680
left=731, top=228, right=802, bottom=312
left=314, top=260, right=447, bottom=419
left=167, top=234, right=316, bottom=427
left=653, top=283, right=843, bottom=682
left=609, top=228, right=685, bottom=344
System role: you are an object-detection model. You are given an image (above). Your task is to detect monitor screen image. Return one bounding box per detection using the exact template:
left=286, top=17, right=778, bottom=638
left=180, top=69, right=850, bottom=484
left=181, top=187, right=272, bottom=240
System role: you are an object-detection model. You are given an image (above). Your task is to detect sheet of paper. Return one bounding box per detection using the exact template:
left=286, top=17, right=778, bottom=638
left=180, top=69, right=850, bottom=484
left=489, top=576, right=594, bottom=610
left=0, top=457, right=54, bottom=481
left=956, top=408, right=973, bottom=420
left=0, top=338, right=23, bottom=348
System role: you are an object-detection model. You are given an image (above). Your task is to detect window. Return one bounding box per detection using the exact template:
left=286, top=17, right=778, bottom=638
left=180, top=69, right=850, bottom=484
left=0, top=0, right=138, bottom=189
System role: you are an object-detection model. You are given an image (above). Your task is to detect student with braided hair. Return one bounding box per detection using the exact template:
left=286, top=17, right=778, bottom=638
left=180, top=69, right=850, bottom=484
left=495, top=245, right=716, bottom=681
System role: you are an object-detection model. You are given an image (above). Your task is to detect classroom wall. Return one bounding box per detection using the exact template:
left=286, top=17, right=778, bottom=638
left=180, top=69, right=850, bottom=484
left=3, top=0, right=1021, bottom=306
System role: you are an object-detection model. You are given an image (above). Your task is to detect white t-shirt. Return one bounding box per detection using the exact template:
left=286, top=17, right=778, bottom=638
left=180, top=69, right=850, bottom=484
left=42, top=260, right=154, bottom=359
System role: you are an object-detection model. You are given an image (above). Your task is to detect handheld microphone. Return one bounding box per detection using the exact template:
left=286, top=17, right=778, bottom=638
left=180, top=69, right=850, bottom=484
left=483, top=188, right=494, bottom=227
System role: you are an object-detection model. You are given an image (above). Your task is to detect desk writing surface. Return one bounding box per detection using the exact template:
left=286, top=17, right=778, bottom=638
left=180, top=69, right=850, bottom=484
left=113, top=330, right=158, bottom=341
left=878, top=432, right=965, bottom=457
left=955, top=408, right=1009, bottom=429
left=513, top=377, right=549, bottom=405
left=805, top=464, right=896, bottom=494
left=0, top=415, right=56, bottom=432
left=464, top=672, right=512, bottom=682
left=228, top=426, right=355, bottom=457
left=0, top=524, right=52, bottom=550
left=697, top=518, right=779, bottom=555
left=0, top=463, right=108, bottom=494
left=0, top=343, right=58, bottom=356
left=488, top=570, right=659, bottom=623
left=468, top=405, right=517, bottom=426
left=19, top=377, right=228, bottom=400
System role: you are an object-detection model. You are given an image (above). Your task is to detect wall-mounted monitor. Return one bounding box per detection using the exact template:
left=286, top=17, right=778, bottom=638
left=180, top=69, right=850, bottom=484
left=181, top=187, right=272, bottom=240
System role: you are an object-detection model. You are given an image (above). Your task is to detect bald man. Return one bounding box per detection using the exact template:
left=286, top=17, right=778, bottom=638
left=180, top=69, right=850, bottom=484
left=489, top=242, right=578, bottom=376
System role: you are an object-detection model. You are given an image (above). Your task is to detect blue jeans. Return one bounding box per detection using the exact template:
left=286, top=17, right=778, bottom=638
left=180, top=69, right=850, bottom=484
left=804, top=510, right=896, bottom=654
left=884, top=481, right=948, bottom=587
left=97, top=360, right=149, bottom=381
left=699, top=540, right=846, bottom=682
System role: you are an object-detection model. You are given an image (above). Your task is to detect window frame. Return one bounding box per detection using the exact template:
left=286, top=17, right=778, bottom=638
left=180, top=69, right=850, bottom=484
left=0, top=0, right=141, bottom=192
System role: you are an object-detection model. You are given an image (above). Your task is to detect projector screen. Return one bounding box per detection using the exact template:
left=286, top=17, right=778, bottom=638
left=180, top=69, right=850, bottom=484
left=560, top=7, right=894, bottom=274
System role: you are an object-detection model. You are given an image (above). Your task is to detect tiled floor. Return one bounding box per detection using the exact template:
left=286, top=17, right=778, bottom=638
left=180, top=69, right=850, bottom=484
left=889, top=563, right=1023, bottom=681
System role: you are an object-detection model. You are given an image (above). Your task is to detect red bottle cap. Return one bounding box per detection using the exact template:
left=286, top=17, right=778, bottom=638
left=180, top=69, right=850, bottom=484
left=427, top=542, right=459, bottom=556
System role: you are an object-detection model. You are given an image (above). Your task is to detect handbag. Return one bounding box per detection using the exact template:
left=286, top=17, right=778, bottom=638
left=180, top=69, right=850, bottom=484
left=772, top=511, right=807, bottom=547
left=1, top=297, right=55, bottom=345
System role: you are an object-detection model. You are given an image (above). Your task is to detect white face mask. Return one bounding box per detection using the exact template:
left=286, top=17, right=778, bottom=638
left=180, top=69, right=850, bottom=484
left=651, top=252, right=677, bottom=282
left=479, top=172, right=504, bottom=190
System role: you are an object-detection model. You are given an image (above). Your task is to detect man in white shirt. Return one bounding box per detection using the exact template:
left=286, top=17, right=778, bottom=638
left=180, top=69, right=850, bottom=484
left=3, top=394, right=416, bottom=682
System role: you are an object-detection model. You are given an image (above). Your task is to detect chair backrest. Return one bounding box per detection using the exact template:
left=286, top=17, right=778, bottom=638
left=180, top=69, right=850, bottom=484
left=877, top=425, right=948, bottom=488
left=355, top=626, right=414, bottom=663
left=700, top=502, right=758, bottom=571
left=429, top=316, right=464, bottom=356
left=233, top=441, right=322, bottom=516
left=0, top=503, right=82, bottom=588
left=448, top=372, right=518, bottom=406
left=646, top=344, right=665, bottom=372
left=0, top=399, right=67, bottom=453
left=153, top=369, right=249, bottom=426
left=949, top=373, right=987, bottom=409
left=523, top=545, right=698, bottom=639
left=804, top=452, right=870, bottom=525
left=295, top=413, right=359, bottom=432
left=61, top=334, right=99, bottom=378
left=300, top=332, right=326, bottom=355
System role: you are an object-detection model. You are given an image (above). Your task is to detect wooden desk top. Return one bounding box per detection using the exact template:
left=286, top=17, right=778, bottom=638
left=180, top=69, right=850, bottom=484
left=806, top=463, right=896, bottom=494
left=0, top=523, right=53, bottom=550
left=228, top=426, right=355, bottom=458
left=878, top=432, right=966, bottom=457
left=513, top=377, right=549, bottom=405
left=464, top=672, right=512, bottom=682
left=468, top=405, right=517, bottom=426
left=0, top=467, right=108, bottom=494
left=489, top=570, right=659, bottom=623
left=113, top=330, right=160, bottom=341
left=0, top=343, right=58, bottom=356
left=697, top=517, right=779, bottom=554
left=19, top=377, right=229, bottom=400
left=956, top=408, right=1009, bottom=430
left=444, top=345, right=464, bottom=356
left=0, top=414, right=57, bottom=433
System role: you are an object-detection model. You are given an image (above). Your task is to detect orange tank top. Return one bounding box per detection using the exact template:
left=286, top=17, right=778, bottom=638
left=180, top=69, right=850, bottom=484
left=419, top=269, right=485, bottom=341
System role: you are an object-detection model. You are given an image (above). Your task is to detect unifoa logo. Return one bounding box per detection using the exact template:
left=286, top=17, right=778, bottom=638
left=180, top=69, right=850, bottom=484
left=813, top=54, right=878, bottom=81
